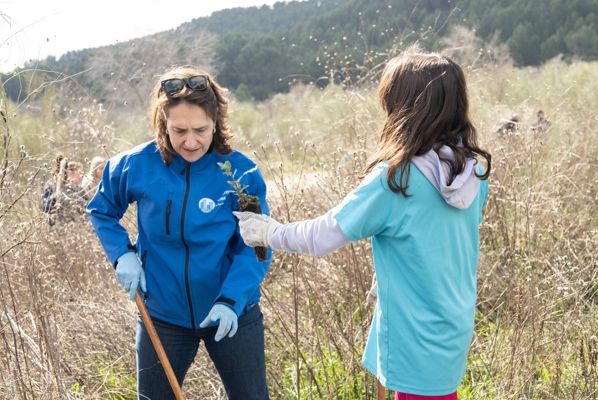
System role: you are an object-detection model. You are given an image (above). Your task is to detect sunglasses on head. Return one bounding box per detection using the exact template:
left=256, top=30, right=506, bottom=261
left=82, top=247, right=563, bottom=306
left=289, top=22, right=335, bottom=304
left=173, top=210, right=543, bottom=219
left=161, top=75, right=209, bottom=96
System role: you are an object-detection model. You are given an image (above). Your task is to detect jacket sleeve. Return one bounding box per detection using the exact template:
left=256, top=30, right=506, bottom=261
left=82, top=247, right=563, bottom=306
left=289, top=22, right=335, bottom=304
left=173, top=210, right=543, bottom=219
left=269, top=210, right=353, bottom=257
left=214, top=166, right=271, bottom=316
left=86, top=155, right=136, bottom=266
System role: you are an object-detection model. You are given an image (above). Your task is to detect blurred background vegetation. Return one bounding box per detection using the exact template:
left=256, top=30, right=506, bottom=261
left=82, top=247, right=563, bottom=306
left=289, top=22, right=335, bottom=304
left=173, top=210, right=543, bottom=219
left=2, top=0, right=598, bottom=399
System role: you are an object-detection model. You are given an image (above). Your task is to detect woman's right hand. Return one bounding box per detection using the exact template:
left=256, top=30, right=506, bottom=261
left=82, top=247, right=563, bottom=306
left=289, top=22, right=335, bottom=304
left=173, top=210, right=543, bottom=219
left=116, top=252, right=146, bottom=301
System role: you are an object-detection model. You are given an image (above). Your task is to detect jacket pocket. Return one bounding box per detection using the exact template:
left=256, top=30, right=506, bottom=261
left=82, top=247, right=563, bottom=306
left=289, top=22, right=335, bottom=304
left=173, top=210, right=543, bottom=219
left=165, top=200, right=172, bottom=235
left=142, top=185, right=181, bottom=247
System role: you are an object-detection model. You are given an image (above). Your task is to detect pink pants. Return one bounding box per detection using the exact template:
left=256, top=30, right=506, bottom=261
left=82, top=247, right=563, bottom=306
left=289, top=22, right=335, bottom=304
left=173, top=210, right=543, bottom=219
left=395, top=391, right=457, bottom=400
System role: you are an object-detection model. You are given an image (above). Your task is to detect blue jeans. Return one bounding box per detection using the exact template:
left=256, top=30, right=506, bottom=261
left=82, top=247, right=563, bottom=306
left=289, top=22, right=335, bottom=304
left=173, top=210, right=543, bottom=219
left=135, top=304, right=269, bottom=400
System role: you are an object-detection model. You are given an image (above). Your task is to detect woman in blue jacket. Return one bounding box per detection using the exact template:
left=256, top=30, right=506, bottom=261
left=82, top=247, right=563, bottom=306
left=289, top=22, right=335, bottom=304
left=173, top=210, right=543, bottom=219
left=87, top=67, right=271, bottom=399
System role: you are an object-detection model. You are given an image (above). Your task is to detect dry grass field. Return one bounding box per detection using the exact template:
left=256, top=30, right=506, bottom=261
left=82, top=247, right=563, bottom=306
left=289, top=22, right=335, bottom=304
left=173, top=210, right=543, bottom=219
left=1, top=44, right=598, bottom=399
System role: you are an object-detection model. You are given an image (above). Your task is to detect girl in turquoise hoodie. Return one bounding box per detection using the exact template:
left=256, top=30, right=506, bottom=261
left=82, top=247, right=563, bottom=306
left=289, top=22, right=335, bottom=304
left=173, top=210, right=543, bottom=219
left=235, top=46, right=491, bottom=399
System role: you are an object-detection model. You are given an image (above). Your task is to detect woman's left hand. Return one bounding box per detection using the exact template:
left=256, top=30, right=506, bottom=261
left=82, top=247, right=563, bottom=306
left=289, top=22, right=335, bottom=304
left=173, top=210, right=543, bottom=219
left=200, top=304, right=238, bottom=342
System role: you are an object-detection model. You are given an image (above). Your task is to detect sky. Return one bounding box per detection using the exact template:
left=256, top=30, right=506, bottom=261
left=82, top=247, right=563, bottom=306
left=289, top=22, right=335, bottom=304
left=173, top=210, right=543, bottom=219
left=0, top=0, right=293, bottom=72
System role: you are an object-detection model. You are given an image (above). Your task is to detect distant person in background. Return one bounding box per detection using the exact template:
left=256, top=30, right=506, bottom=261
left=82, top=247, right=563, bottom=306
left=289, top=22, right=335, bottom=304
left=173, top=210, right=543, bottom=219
left=531, top=109, right=550, bottom=132
left=235, top=46, right=491, bottom=400
left=41, top=154, right=88, bottom=225
left=82, top=156, right=106, bottom=200
left=495, top=113, right=520, bottom=137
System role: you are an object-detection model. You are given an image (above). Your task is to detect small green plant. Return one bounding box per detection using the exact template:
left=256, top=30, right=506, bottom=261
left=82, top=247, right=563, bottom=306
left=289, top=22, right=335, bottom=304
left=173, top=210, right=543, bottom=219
left=218, top=161, right=268, bottom=261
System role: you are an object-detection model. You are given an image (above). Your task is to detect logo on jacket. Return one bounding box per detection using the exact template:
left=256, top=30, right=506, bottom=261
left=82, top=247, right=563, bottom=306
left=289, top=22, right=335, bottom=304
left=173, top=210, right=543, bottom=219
left=199, top=198, right=216, bottom=213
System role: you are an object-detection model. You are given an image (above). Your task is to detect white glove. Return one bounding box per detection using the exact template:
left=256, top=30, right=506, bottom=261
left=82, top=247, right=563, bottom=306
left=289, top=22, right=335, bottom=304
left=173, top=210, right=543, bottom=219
left=233, top=211, right=281, bottom=249
left=199, top=304, right=238, bottom=342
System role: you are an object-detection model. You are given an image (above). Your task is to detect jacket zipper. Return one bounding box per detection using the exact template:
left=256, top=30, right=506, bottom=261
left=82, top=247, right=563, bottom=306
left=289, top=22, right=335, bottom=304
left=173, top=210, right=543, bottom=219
left=165, top=200, right=172, bottom=235
left=180, top=162, right=195, bottom=329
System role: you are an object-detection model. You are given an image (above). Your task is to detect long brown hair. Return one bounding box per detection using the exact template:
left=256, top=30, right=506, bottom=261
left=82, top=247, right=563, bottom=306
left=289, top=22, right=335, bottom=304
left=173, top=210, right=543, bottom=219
left=149, top=66, right=234, bottom=165
left=363, top=45, right=491, bottom=196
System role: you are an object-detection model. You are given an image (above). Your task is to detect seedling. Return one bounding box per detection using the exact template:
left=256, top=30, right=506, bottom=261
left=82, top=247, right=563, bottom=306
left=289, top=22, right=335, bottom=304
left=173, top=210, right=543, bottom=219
left=218, top=161, right=268, bottom=261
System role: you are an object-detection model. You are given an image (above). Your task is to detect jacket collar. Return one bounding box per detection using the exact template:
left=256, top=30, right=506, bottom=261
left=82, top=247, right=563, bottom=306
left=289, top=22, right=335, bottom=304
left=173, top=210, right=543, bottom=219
left=170, top=148, right=217, bottom=174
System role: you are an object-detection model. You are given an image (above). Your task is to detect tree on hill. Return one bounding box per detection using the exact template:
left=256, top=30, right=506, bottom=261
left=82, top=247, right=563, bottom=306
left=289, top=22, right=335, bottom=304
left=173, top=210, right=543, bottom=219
left=458, top=0, right=598, bottom=65
left=84, top=27, right=218, bottom=108
left=185, top=0, right=353, bottom=36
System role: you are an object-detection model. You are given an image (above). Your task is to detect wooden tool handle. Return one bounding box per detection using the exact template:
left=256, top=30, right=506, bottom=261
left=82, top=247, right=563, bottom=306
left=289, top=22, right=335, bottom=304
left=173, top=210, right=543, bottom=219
left=135, top=290, right=186, bottom=400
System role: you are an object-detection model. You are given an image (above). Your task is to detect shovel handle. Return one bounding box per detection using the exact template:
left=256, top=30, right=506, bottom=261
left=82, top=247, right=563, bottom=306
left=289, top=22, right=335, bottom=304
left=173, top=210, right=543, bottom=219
left=135, top=290, right=186, bottom=400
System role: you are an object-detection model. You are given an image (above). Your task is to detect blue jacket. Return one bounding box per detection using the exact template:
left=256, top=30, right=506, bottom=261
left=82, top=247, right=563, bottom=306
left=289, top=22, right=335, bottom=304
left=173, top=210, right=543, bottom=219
left=87, top=141, right=271, bottom=329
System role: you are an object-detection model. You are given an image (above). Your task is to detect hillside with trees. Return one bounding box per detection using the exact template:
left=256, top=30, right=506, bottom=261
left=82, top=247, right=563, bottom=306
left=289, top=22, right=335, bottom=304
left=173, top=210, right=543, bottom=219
left=3, top=0, right=598, bottom=103
left=3, top=1, right=598, bottom=399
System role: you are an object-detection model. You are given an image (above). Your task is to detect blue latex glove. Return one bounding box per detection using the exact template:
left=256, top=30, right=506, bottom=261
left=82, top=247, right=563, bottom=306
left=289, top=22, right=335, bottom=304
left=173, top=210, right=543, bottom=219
left=199, top=304, right=238, bottom=342
left=115, top=252, right=146, bottom=301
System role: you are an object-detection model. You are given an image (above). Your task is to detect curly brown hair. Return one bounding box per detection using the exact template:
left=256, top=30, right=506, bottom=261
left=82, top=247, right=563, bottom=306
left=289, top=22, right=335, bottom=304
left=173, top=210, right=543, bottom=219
left=363, top=45, right=491, bottom=196
left=149, top=66, right=234, bottom=165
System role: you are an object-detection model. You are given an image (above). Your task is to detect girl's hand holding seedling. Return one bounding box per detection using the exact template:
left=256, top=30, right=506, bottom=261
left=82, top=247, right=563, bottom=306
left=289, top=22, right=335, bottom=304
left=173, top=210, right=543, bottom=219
left=219, top=161, right=270, bottom=261
left=233, top=211, right=282, bottom=249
